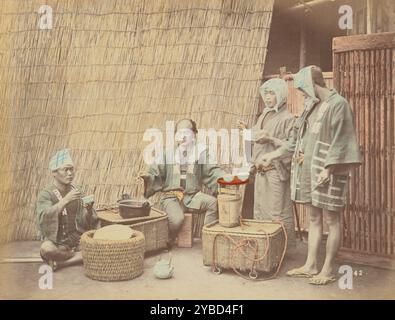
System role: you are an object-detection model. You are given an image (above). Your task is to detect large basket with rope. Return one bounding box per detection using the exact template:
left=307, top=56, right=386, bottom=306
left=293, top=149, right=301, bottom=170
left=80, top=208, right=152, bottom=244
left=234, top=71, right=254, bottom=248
left=202, top=219, right=286, bottom=280
left=80, top=227, right=145, bottom=281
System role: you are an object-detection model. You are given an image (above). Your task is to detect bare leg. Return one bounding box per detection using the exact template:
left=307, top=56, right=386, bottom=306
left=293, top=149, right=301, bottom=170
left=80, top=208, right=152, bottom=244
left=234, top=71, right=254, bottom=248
left=40, top=241, right=76, bottom=271
left=317, top=209, right=341, bottom=278
left=199, top=194, right=218, bottom=225
left=287, top=204, right=321, bottom=276
left=160, top=197, right=185, bottom=242
left=40, top=241, right=75, bottom=262
left=187, top=192, right=218, bottom=225
left=56, top=251, right=83, bottom=269
left=304, top=205, right=323, bottom=272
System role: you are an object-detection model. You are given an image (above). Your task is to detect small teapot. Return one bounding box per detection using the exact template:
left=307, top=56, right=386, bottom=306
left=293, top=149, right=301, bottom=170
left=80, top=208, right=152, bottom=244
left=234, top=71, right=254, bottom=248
left=153, top=254, right=174, bottom=279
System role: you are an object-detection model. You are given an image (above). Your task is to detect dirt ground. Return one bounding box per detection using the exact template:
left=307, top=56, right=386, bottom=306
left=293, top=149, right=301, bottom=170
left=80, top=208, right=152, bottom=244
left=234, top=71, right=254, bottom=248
left=0, top=240, right=394, bottom=300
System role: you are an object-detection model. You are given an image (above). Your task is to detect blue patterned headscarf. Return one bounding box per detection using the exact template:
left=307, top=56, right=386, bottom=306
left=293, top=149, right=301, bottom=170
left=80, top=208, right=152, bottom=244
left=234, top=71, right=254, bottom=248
left=49, top=149, right=74, bottom=171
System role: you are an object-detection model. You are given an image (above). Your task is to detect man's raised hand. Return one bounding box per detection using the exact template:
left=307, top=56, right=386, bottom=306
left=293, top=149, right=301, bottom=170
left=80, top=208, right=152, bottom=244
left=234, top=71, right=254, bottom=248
left=63, top=189, right=81, bottom=204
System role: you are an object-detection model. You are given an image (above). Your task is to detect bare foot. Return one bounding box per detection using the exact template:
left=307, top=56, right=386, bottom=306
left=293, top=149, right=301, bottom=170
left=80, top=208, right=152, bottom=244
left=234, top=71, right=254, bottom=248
left=56, top=252, right=83, bottom=270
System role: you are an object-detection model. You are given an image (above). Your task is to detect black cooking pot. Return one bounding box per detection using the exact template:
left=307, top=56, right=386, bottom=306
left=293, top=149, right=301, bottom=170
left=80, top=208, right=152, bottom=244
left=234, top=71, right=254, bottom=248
left=117, top=199, right=151, bottom=219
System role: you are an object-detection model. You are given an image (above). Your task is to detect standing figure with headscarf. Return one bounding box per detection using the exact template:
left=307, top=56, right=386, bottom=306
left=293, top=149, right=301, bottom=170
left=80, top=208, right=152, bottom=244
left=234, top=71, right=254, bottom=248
left=239, top=78, right=296, bottom=251
left=260, top=66, right=362, bottom=285
left=36, top=149, right=99, bottom=271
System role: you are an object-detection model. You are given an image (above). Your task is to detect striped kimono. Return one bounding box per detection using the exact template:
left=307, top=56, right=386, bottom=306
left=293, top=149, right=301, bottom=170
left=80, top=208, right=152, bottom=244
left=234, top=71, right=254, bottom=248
left=281, top=67, right=362, bottom=212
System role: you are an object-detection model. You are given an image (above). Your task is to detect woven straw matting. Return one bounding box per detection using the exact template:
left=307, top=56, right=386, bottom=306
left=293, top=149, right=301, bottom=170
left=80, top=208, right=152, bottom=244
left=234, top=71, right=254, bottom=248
left=0, top=0, right=273, bottom=244
left=81, top=229, right=145, bottom=281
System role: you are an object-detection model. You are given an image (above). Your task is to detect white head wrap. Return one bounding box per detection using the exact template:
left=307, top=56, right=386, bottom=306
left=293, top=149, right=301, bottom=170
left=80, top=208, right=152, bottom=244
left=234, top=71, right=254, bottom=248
left=259, top=78, right=288, bottom=112
left=293, top=66, right=320, bottom=104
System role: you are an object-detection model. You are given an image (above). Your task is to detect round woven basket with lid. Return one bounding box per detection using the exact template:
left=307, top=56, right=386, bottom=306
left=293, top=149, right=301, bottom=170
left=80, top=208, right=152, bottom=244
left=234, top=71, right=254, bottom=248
left=81, top=228, right=145, bottom=281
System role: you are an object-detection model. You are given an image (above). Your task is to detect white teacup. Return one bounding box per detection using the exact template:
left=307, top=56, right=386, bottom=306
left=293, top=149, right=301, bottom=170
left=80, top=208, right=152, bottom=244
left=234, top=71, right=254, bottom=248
left=237, top=172, right=249, bottom=182
left=82, top=194, right=94, bottom=205
left=222, top=174, right=234, bottom=183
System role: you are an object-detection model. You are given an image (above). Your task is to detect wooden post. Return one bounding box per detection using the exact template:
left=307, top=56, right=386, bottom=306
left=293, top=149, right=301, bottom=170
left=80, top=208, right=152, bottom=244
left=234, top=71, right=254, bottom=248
left=367, top=0, right=373, bottom=34
left=279, top=66, right=287, bottom=78
left=299, top=17, right=307, bottom=68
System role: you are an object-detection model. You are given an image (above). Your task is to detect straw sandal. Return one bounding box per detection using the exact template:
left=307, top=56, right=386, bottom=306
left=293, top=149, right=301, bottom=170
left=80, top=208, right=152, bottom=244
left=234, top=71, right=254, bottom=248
left=308, top=275, right=337, bottom=285
left=286, top=267, right=318, bottom=278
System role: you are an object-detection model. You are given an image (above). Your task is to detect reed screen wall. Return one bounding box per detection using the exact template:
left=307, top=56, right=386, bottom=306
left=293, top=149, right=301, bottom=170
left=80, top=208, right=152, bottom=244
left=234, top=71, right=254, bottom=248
left=0, top=0, right=274, bottom=242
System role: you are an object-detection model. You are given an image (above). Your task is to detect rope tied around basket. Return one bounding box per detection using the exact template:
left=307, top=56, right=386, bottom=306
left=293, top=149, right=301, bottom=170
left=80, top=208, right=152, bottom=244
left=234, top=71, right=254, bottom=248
left=211, top=219, right=288, bottom=281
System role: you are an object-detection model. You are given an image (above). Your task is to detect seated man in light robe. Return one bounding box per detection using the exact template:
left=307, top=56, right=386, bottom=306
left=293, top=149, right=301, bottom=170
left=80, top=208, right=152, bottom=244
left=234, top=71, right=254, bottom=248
left=140, top=119, right=226, bottom=246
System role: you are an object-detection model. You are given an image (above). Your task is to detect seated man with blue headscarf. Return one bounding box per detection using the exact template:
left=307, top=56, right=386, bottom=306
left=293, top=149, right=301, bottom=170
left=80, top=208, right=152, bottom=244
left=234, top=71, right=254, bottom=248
left=36, top=149, right=99, bottom=271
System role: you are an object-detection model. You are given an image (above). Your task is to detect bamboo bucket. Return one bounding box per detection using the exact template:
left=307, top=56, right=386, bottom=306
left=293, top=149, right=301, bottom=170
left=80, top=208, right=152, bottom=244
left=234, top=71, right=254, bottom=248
left=218, top=193, right=242, bottom=228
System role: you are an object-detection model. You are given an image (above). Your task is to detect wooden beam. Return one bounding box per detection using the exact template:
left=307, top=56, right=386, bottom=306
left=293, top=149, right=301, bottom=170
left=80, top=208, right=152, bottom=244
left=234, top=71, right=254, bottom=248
left=333, top=32, right=395, bottom=53
left=288, top=0, right=336, bottom=13
left=0, top=257, right=43, bottom=263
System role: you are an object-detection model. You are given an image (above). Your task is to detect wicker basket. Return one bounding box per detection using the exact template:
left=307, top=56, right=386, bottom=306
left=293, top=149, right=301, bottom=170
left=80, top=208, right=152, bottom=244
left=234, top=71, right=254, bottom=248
left=192, top=211, right=205, bottom=239
left=97, top=207, right=165, bottom=226
left=97, top=207, right=168, bottom=253
left=202, top=220, right=285, bottom=274
left=130, top=214, right=168, bottom=253
left=81, top=229, right=145, bottom=281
